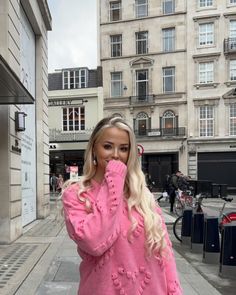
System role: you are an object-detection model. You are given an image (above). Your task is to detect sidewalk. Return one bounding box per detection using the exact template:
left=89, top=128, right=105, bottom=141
left=0, top=200, right=226, bottom=295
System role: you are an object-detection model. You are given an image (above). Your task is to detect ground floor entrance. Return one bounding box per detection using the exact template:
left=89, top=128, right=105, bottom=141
left=198, top=152, right=236, bottom=194
left=142, top=153, right=179, bottom=191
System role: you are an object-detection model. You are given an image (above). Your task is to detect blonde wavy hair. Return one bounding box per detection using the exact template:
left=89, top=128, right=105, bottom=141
left=65, top=116, right=167, bottom=257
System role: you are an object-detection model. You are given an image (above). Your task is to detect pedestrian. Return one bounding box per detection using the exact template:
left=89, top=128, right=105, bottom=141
left=168, top=170, right=182, bottom=212
left=62, top=116, right=182, bottom=295
left=50, top=173, right=58, bottom=194
left=57, top=174, right=64, bottom=193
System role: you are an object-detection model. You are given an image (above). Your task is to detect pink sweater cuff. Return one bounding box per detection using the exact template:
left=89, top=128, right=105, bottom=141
left=105, top=160, right=127, bottom=179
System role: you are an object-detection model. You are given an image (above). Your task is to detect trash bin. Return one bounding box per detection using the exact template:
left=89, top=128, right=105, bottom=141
left=191, top=212, right=205, bottom=253
left=196, top=180, right=212, bottom=197
left=219, top=222, right=236, bottom=278
left=211, top=183, right=220, bottom=198
left=203, top=217, right=220, bottom=264
left=181, top=209, right=193, bottom=246
left=219, top=184, right=228, bottom=197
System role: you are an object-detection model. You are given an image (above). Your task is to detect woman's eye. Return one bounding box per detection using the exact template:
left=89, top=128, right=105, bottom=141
left=104, top=144, right=112, bottom=150
left=120, top=146, right=129, bottom=152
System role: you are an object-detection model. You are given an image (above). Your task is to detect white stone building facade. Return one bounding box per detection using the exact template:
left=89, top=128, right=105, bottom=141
left=98, top=0, right=236, bottom=193
left=0, top=0, right=51, bottom=243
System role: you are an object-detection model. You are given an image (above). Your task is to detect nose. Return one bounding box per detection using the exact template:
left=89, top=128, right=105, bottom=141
left=112, top=148, right=119, bottom=160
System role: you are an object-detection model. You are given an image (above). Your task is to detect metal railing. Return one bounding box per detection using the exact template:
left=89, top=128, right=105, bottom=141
left=134, top=127, right=186, bottom=137
left=130, top=94, right=154, bottom=104
left=224, top=38, right=236, bottom=54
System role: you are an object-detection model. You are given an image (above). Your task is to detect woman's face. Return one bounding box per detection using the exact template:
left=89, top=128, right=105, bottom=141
left=93, top=127, right=130, bottom=180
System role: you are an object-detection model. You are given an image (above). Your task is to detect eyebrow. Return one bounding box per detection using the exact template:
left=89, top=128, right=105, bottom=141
left=103, top=141, right=129, bottom=146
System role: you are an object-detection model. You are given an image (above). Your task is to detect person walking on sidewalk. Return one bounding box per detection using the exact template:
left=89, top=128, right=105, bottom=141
left=62, top=116, right=182, bottom=295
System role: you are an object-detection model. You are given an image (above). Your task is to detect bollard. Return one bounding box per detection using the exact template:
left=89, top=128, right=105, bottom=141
left=191, top=212, right=204, bottom=253
left=219, top=222, right=236, bottom=278
left=203, top=217, right=220, bottom=264
left=181, top=209, right=193, bottom=246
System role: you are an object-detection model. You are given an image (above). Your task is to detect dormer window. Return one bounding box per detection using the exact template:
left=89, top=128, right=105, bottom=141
left=63, top=69, right=88, bottom=89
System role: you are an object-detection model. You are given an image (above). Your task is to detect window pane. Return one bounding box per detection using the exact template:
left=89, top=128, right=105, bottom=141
left=199, top=105, right=214, bottom=137
left=135, top=0, right=148, bottom=18
left=163, top=28, right=175, bottom=52
left=111, top=35, right=122, bottom=57
left=62, top=107, right=85, bottom=132
left=199, top=0, right=213, bottom=7
left=136, top=70, right=148, bottom=99
left=111, top=72, right=122, bottom=97
left=230, top=103, right=236, bottom=136
left=110, top=1, right=121, bottom=21
left=163, top=67, right=175, bottom=93
left=163, top=0, right=175, bottom=14
left=199, top=23, right=214, bottom=46
left=199, top=62, right=214, bottom=83
left=136, top=31, right=148, bottom=54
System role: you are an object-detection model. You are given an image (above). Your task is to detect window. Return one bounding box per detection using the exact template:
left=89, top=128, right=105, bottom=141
left=63, top=69, right=88, bottom=89
left=136, top=112, right=148, bottom=135
left=230, top=103, right=236, bottom=136
left=111, top=72, right=122, bottom=97
left=230, top=60, right=236, bottom=81
left=63, top=107, right=85, bottom=132
left=136, top=31, right=148, bottom=54
left=199, top=105, right=214, bottom=137
left=199, top=23, right=214, bottom=46
left=199, top=62, right=214, bottom=84
left=109, top=1, right=121, bottom=21
left=163, top=67, right=175, bottom=93
left=163, top=0, right=175, bottom=14
left=162, top=110, right=176, bottom=135
left=110, top=34, right=122, bottom=57
left=135, top=0, right=148, bottom=18
left=136, top=70, right=148, bottom=100
left=199, top=0, right=213, bottom=7
left=230, top=0, right=236, bottom=4
left=162, top=28, right=175, bottom=52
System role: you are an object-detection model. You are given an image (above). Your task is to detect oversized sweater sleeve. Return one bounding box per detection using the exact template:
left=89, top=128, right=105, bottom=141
left=156, top=206, right=183, bottom=295
left=63, top=160, right=127, bottom=257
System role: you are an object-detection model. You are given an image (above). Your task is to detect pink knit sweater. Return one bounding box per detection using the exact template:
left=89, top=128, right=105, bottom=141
left=63, top=160, right=182, bottom=295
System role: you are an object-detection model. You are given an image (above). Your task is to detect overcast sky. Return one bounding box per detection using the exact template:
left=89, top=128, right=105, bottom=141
left=47, top=0, right=97, bottom=73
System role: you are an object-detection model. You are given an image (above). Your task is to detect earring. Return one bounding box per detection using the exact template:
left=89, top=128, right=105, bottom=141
left=93, top=157, right=97, bottom=166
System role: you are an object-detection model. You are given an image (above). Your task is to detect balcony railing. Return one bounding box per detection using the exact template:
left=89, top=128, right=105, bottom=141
left=224, top=38, right=236, bottom=54
left=134, top=127, right=186, bottom=137
left=49, top=128, right=93, bottom=142
left=130, top=95, right=154, bottom=104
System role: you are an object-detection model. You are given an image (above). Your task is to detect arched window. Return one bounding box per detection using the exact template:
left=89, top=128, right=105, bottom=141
left=161, top=110, right=177, bottom=135
left=136, top=112, right=149, bottom=135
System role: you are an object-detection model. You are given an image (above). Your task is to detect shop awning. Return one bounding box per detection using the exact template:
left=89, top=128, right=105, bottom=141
left=0, top=55, right=34, bottom=104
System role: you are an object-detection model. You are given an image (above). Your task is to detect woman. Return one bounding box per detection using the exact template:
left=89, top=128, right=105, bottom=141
left=62, top=116, right=182, bottom=295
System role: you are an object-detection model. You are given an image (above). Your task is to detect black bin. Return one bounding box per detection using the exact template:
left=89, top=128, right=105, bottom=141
left=211, top=183, right=220, bottom=198
left=191, top=212, right=204, bottom=253
left=219, top=222, right=236, bottom=278
left=219, top=184, right=228, bottom=197
left=203, top=217, right=220, bottom=264
left=181, top=209, right=193, bottom=246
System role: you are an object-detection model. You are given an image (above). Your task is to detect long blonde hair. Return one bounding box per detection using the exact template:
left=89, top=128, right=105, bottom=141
left=72, top=116, right=167, bottom=257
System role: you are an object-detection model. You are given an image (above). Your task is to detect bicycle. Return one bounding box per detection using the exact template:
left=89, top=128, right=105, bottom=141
left=173, top=194, right=236, bottom=242
left=174, top=189, right=194, bottom=216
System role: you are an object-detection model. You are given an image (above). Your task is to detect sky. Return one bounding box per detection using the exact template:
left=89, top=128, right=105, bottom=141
left=47, top=0, right=97, bottom=73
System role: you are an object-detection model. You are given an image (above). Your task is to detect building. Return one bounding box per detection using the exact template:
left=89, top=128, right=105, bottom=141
left=0, top=0, right=51, bottom=243
left=98, top=0, right=236, bottom=193
left=48, top=66, right=103, bottom=180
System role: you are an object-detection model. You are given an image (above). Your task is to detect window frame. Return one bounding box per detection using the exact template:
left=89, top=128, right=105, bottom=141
left=162, top=0, right=175, bottom=15
left=135, top=0, right=148, bottom=18
left=199, top=61, right=214, bottom=84
left=111, top=72, right=123, bottom=97
left=230, top=60, right=236, bottom=81
left=162, top=67, right=175, bottom=93
left=62, top=106, right=85, bottom=132
left=62, top=69, right=88, bottom=89
left=199, top=105, right=214, bottom=137
left=162, top=27, right=175, bottom=52
left=136, top=31, right=148, bottom=54
left=229, top=103, right=236, bottom=136
left=110, top=34, right=122, bottom=57
left=199, top=22, right=214, bottom=46
left=135, top=69, right=149, bottom=100
left=199, top=0, right=213, bottom=8
left=109, top=1, right=121, bottom=21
